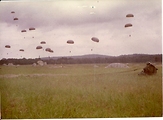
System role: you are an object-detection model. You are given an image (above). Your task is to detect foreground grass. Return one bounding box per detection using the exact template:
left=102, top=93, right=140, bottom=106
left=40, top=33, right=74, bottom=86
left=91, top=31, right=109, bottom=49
left=0, top=63, right=162, bottom=118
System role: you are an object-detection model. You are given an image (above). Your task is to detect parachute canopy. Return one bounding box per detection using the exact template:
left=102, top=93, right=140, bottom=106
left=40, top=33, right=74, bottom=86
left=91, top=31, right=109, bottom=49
left=11, top=11, right=15, bottom=13
left=13, top=18, right=18, bottom=20
left=45, top=48, right=53, bottom=53
left=45, top=48, right=51, bottom=51
left=91, top=37, right=99, bottom=42
left=126, top=14, right=134, bottom=17
left=67, top=40, right=74, bottom=44
left=40, top=41, right=46, bottom=44
left=125, top=23, right=132, bottom=28
left=36, top=46, right=42, bottom=49
left=5, top=45, right=11, bottom=48
left=29, top=27, right=35, bottom=30
left=19, top=49, right=24, bottom=51
left=21, top=30, right=26, bottom=32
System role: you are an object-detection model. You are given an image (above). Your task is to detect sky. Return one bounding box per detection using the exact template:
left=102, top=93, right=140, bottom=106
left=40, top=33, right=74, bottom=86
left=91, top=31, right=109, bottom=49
left=0, top=0, right=162, bottom=59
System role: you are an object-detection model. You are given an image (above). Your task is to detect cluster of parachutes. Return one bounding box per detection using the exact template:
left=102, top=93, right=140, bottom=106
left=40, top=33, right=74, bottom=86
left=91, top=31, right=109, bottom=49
left=125, top=14, right=134, bottom=27
left=7, top=12, right=37, bottom=50
left=125, top=14, right=134, bottom=37
left=5, top=11, right=134, bottom=58
left=34, top=37, right=99, bottom=54
left=36, top=41, right=53, bottom=53
left=5, top=12, right=104, bottom=57
left=5, top=11, right=38, bottom=57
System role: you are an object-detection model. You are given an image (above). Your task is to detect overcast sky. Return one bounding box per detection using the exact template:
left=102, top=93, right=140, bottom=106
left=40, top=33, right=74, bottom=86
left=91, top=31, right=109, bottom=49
left=0, top=0, right=162, bottom=59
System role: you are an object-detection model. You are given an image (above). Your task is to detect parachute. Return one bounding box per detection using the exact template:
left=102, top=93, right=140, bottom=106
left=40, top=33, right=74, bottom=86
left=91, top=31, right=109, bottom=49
left=36, top=46, right=42, bottom=49
left=11, top=11, right=15, bottom=20
left=21, top=30, right=26, bottom=32
left=45, top=48, right=53, bottom=53
left=67, top=40, right=74, bottom=44
left=125, top=23, right=132, bottom=28
left=125, top=14, right=133, bottom=36
left=91, top=37, right=99, bottom=42
left=126, top=14, right=134, bottom=17
left=19, top=49, right=24, bottom=51
left=13, top=18, right=18, bottom=20
left=29, top=28, right=36, bottom=39
left=21, top=30, right=26, bottom=39
left=67, top=40, right=74, bottom=53
left=29, top=27, right=35, bottom=30
left=45, top=48, right=51, bottom=52
left=5, top=45, right=11, bottom=48
left=40, top=41, right=46, bottom=44
left=91, top=37, right=99, bottom=53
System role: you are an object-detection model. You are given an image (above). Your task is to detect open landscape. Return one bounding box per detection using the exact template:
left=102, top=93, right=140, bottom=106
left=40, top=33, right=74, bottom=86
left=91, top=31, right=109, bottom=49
left=0, top=0, right=162, bottom=119
left=0, top=63, right=162, bottom=118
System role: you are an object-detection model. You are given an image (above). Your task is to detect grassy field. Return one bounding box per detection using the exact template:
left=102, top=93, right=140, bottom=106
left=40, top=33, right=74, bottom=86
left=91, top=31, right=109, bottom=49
left=0, top=63, right=162, bottom=118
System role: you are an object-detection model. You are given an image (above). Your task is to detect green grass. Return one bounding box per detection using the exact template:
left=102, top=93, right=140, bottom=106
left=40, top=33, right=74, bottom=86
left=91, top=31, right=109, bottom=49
left=0, top=63, right=162, bottom=118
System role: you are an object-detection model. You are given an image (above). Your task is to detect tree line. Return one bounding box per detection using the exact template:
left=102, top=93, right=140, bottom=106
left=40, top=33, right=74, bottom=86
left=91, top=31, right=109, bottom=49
left=0, top=54, right=162, bottom=65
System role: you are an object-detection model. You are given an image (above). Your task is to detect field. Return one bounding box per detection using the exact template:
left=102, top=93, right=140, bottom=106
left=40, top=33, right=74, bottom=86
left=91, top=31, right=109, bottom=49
left=0, top=63, right=162, bottom=118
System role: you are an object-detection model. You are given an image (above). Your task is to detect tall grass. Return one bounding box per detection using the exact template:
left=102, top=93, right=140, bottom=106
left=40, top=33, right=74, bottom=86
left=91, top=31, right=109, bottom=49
left=0, top=64, right=162, bottom=118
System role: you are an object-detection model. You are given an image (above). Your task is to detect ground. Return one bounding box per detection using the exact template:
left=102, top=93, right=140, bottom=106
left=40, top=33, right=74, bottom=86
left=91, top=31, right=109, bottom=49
left=0, top=63, right=162, bottom=118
